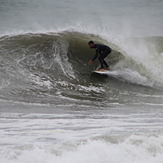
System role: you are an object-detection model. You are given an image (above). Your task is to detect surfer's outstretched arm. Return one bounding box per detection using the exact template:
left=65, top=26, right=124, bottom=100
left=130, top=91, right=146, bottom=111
left=92, top=51, right=99, bottom=61
left=88, top=50, right=99, bottom=64
left=88, top=60, right=93, bottom=65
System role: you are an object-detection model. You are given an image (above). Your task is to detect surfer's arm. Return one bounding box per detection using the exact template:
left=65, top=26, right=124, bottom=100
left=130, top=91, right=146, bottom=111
left=92, top=49, right=99, bottom=61
left=88, top=60, right=93, bottom=64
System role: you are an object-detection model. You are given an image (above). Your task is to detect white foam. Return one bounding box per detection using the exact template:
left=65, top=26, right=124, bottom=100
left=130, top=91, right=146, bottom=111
left=103, top=68, right=154, bottom=87
left=0, top=79, right=10, bottom=89
left=53, top=40, right=76, bottom=79
left=77, top=85, right=105, bottom=93
left=29, top=74, right=53, bottom=89
left=0, top=134, right=163, bottom=163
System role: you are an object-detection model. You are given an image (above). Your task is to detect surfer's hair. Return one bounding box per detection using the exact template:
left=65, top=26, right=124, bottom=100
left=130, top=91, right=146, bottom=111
left=88, top=41, right=94, bottom=45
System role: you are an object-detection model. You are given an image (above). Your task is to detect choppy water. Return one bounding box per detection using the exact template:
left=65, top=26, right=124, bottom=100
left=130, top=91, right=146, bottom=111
left=0, top=0, right=163, bottom=163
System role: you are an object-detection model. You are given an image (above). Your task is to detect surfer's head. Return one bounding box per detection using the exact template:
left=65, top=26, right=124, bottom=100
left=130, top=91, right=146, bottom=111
left=88, top=41, right=95, bottom=48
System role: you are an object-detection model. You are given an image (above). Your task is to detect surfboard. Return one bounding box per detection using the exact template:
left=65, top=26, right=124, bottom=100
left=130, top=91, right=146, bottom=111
left=92, top=69, right=120, bottom=78
left=92, top=69, right=110, bottom=75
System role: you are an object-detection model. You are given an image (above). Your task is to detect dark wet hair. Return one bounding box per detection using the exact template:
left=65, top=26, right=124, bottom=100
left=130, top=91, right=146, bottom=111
left=88, top=41, right=94, bottom=44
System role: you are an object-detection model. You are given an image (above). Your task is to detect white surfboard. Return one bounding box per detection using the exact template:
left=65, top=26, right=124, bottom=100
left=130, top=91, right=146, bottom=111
left=92, top=69, right=119, bottom=77
left=92, top=70, right=110, bottom=74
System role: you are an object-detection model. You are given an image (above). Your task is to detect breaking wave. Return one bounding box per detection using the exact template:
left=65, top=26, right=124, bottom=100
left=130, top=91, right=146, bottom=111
left=0, top=31, right=163, bottom=104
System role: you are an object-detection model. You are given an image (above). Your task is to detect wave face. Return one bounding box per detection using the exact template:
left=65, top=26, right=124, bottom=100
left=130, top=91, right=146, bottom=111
left=0, top=32, right=162, bottom=103
left=0, top=1, right=163, bottom=163
left=0, top=32, right=162, bottom=105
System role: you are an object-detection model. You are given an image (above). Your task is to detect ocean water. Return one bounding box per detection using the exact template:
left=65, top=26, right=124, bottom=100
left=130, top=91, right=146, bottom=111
left=0, top=0, right=163, bottom=162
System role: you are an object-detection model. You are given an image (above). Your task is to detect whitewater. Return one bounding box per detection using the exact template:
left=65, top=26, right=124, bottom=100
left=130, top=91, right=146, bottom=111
left=0, top=0, right=163, bottom=163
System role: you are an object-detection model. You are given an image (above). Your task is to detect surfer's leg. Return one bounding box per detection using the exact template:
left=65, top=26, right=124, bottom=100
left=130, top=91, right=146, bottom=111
left=103, top=59, right=109, bottom=68
left=98, top=56, right=104, bottom=68
left=99, top=52, right=109, bottom=68
left=98, top=49, right=111, bottom=69
left=98, top=55, right=109, bottom=68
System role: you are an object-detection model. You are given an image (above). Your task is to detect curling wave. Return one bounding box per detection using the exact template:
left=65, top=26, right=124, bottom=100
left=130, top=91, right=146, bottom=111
left=0, top=31, right=163, bottom=104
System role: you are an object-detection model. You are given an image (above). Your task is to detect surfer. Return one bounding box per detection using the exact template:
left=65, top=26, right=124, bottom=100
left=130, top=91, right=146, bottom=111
left=88, top=41, right=111, bottom=71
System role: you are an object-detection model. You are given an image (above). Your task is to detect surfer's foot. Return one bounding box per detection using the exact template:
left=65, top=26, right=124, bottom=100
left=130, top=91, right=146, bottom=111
left=98, top=68, right=105, bottom=71
left=105, top=67, right=110, bottom=70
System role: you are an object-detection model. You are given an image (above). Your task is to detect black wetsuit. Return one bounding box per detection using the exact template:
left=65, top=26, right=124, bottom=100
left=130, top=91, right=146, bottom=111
left=92, top=44, right=111, bottom=69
